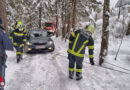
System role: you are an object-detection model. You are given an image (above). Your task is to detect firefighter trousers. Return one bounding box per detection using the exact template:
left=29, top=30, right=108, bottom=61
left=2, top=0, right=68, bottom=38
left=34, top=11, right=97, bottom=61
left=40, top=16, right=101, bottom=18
left=14, top=45, right=23, bottom=56
left=68, top=53, right=84, bottom=76
left=14, top=45, right=23, bottom=62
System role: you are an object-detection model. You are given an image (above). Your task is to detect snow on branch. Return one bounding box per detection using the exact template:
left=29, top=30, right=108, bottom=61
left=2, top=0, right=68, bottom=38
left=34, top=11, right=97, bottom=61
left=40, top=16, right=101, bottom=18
left=105, top=11, right=111, bottom=17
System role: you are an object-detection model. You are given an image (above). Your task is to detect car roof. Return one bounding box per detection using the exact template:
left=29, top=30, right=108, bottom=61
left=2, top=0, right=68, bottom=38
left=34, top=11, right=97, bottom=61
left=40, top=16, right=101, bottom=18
left=45, top=22, right=55, bottom=24
left=29, top=29, right=45, bottom=31
left=28, top=29, right=47, bottom=33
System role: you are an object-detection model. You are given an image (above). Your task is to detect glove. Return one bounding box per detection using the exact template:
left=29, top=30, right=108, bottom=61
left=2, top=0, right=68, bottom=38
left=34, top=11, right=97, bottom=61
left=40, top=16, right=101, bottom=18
left=90, top=58, right=94, bottom=65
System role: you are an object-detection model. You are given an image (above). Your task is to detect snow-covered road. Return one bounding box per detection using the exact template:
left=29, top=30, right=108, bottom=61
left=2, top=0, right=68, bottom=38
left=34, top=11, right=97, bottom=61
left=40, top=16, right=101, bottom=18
left=4, top=36, right=130, bottom=90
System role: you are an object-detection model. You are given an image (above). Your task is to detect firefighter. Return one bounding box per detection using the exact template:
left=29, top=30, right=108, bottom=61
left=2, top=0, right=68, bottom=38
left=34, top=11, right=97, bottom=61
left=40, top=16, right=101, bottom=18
left=0, top=17, right=13, bottom=90
left=67, top=24, right=95, bottom=80
left=9, top=21, right=26, bottom=63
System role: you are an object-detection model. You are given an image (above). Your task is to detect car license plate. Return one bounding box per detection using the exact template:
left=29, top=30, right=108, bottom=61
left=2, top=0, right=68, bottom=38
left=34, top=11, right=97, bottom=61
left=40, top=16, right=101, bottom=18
left=36, top=46, right=45, bottom=49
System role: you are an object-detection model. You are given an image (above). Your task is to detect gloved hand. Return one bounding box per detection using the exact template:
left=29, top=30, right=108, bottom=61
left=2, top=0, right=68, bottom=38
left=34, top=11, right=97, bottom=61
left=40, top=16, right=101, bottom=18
left=90, top=58, right=94, bottom=65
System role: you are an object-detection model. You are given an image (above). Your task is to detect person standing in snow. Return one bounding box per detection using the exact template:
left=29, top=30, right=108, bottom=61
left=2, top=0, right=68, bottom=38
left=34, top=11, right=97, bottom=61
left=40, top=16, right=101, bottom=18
left=0, top=17, right=13, bottom=90
left=9, top=21, right=27, bottom=63
left=67, top=23, right=95, bottom=80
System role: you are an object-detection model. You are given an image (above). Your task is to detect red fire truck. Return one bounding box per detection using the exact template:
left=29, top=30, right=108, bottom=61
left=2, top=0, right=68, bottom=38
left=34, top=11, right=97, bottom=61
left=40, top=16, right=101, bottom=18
left=44, top=22, right=56, bottom=35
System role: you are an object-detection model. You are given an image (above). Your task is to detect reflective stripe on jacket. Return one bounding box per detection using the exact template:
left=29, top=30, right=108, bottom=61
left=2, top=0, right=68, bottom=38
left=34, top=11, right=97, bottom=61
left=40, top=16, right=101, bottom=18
left=68, top=30, right=94, bottom=58
left=9, top=29, right=26, bottom=46
left=13, top=26, right=27, bottom=36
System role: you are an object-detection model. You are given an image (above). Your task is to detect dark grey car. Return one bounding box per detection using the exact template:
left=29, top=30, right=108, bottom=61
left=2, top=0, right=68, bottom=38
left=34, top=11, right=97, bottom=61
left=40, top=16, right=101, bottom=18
left=24, top=29, right=55, bottom=53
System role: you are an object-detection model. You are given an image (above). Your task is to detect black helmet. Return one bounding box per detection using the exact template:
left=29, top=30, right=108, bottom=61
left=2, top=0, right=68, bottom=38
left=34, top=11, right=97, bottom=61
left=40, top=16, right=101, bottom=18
left=0, top=17, right=2, bottom=24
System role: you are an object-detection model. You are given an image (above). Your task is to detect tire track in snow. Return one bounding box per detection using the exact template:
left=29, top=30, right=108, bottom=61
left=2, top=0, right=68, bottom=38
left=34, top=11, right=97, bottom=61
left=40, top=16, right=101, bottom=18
left=5, top=54, right=37, bottom=90
left=6, top=51, right=83, bottom=90
left=49, top=51, right=69, bottom=90
left=49, top=51, right=82, bottom=90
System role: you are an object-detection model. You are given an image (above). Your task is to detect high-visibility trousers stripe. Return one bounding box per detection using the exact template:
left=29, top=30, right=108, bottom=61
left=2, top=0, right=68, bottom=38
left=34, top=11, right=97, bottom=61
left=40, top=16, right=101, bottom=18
left=88, top=46, right=94, bottom=49
left=69, top=68, right=75, bottom=72
left=89, top=55, right=94, bottom=58
left=76, top=69, right=82, bottom=72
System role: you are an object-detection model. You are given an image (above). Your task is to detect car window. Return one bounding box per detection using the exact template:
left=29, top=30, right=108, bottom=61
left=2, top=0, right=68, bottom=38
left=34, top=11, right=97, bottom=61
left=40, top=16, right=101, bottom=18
left=45, top=23, right=52, bottom=27
left=30, top=30, right=47, bottom=38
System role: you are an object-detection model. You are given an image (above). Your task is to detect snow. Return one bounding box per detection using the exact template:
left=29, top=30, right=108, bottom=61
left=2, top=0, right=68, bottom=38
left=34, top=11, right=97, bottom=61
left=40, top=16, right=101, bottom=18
left=4, top=34, right=130, bottom=90
left=3, top=0, right=130, bottom=89
left=96, top=0, right=119, bottom=8
left=106, top=35, right=130, bottom=72
left=105, top=11, right=111, bottom=17
left=116, top=0, right=130, bottom=7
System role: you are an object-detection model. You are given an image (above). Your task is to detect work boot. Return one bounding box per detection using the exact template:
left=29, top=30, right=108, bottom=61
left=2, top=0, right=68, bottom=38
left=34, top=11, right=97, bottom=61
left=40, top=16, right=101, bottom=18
left=17, top=55, right=20, bottom=63
left=76, top=72, right=83, bottom=81
left=17, top=58, right=20, bottom=63
left=20, top=54, right=23, bottom=60
left=69, top=71, right=74, bottom=79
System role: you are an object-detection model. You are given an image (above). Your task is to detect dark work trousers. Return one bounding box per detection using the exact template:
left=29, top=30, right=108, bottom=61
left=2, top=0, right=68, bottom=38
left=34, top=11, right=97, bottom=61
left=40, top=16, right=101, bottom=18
left=68, top=53, right=84, bottom=75
left=14, top=45, right=23, bottom=63
left=0, top=55, right=7, bottom=90
left=14, top=45, right=23, bottom=56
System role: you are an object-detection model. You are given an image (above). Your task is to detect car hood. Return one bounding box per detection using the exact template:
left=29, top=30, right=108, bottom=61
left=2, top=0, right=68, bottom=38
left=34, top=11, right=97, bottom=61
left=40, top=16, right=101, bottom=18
left=29, top=37, right=50, bottom=44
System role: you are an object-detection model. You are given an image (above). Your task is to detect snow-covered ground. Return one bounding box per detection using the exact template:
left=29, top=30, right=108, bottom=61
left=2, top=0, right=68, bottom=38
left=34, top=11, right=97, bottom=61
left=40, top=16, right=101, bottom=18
left=4, top=34, right=130, bottom=90
left=4, top=0, right=130, bottom=89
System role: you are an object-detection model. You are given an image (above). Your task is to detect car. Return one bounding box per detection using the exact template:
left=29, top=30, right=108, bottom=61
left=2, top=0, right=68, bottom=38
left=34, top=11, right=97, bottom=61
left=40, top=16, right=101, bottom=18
left=24, top=29, right=55, bottom=53
left=44, top=22, right=56, bottom=35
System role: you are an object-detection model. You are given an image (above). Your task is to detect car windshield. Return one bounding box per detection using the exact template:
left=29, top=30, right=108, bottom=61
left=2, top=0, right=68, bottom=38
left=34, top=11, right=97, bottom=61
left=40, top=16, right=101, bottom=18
left=29, top=30, right=47, bottom=38
left=45, top=23, right=52, bottom=27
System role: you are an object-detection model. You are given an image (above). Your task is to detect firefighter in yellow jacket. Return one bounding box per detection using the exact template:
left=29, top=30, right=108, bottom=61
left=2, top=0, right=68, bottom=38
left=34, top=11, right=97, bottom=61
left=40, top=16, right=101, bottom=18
left=10, top=21, right=27, bottom=63
left=68, top=24, right=95, bottom=80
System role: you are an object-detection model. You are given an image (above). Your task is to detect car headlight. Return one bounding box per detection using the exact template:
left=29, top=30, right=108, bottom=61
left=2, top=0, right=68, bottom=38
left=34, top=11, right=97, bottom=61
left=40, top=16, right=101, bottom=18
left=48, top=41, right=53, bottom=45
left=26, top=42, right=32, bottom=45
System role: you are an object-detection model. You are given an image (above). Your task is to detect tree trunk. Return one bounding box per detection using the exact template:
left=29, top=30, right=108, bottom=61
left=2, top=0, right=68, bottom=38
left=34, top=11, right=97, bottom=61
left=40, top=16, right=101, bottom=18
left=56, top=16, right=59, bottom=37
left=55, top=0, right=59, bottom=37
left=66, top=0, right=75, bottom=39
left=118, top=6, right=121, bottom=19
left=99, top=0, right=110, bottom=65
left=126, top=23, right=130, bottom=35
left=66, top=13, right=71, bottom=37
left=39, top=5, right=42, bottom=28
left=62, top=0, right=68, bottom=39
left=72, top=0, right=77, bottom=31
left=0, top=0, right=7, bottom=31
